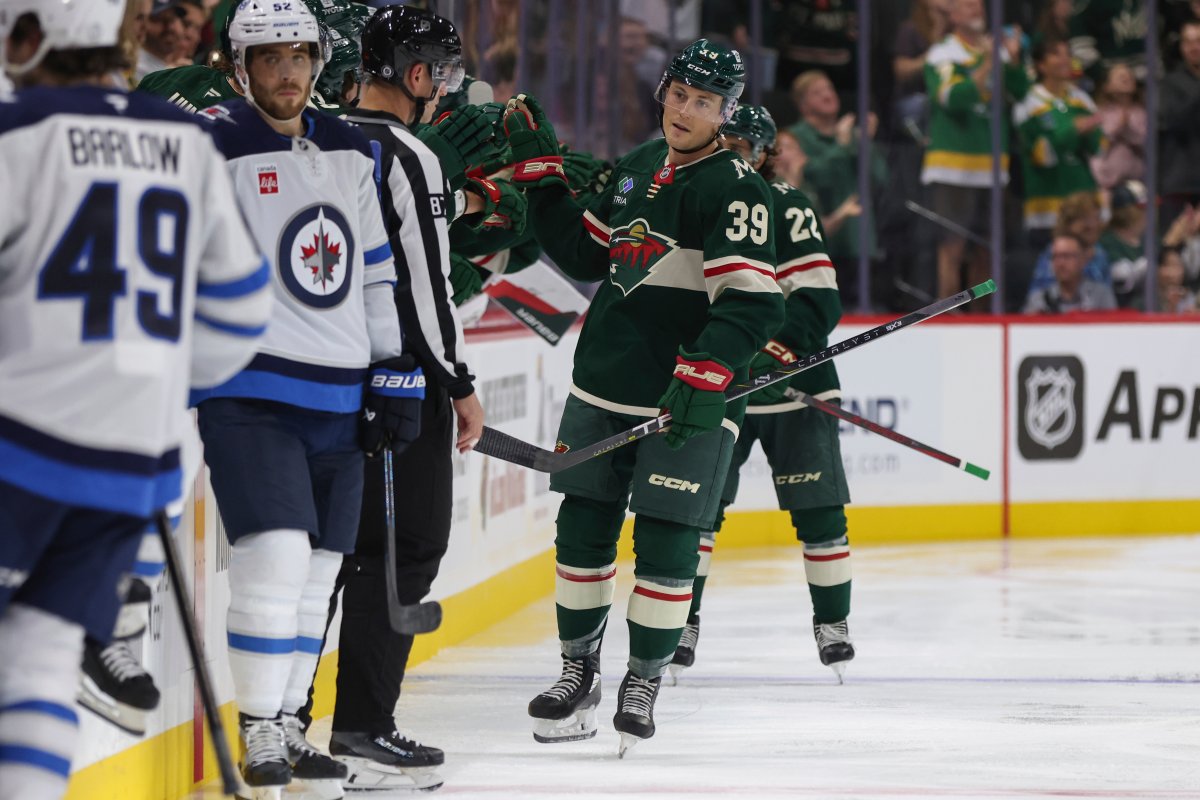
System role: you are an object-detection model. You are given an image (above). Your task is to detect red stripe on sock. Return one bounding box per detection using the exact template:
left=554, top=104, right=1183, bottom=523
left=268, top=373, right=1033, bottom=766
left=804, top=551, right=850, bottom=562
left=632, top=585, right=693, bottom=602
left=556, top=566, right=617, bottom=583
left=698, top=545, right=714, bottom=553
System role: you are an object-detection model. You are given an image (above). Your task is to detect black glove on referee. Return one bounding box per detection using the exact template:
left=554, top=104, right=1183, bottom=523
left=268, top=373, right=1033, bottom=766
left=361, top=355, right=425, bottom=457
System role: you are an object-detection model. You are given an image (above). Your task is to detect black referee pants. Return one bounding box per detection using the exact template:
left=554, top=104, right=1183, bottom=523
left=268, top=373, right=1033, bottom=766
left=299, top=383, right=453, bottom=734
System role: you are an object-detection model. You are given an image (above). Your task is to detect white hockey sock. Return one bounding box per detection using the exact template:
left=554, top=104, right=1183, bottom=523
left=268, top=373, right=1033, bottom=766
left=227, top=529, right=310, bottom=719
left=281, top=548, right=342, bottom=715
left=803, top=536, right=852, bottom=588
left=0, top=604, right=84, bottom=800
left=696, top=532, right=715, bottom=579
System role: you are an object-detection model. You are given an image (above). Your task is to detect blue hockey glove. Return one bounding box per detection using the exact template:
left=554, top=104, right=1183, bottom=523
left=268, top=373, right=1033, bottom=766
left=361, top=355, right=425, bottom=457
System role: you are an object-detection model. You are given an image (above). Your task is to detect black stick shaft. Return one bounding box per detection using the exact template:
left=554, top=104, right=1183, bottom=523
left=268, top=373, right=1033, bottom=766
left=156, top=512, right=239, bottom=796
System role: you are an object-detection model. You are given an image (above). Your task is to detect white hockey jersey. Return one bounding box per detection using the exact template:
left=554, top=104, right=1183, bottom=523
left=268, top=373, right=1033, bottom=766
left=0, top=86, right=270, bottom=518
left=191, top=101, right=404, bottom=413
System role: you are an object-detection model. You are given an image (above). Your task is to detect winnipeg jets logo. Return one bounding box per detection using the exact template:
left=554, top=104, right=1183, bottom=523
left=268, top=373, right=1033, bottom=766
left=278, top=204, right=356, bottom=309
left=607, top=218, right=678, bottom=296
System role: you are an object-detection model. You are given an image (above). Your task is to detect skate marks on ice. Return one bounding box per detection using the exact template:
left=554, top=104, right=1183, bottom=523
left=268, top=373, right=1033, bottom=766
left=193, top=536, right=1200, bottom=799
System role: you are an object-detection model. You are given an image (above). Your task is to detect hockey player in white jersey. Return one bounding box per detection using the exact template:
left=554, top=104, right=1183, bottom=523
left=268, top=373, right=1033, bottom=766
left=0, top=2, right=271, bottom=799
left=189, top=2, right=415, bottom=799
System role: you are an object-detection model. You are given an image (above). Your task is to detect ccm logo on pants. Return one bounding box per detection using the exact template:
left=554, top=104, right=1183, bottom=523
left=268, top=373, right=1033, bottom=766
left=774, top=472, right=823, bottom=485
left=648, top=474, right=702, bottom=493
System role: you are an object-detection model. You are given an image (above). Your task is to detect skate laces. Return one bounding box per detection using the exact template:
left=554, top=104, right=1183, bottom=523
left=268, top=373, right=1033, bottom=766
left=678, top=621, right=700, bottom=651
left=99, top=641, right=148, bottom=682
left=814, top=619, right=851, bottom=649
left=244, top=718, right=289, bottom=764
left=621, top=675, right=658, bottom=717
left=541, top=656, right=585, bottom=701
left=281, top=714, right=322, bottom=757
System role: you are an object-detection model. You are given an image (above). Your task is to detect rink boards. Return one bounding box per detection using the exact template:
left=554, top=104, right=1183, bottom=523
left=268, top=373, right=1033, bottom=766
left=65, top=315, right=1200, bottom=799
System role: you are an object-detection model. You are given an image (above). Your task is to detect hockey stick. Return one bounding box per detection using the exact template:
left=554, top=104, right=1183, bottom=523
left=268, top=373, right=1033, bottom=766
left=381, top=447, right=443, bottom=635
left=475, top=280, right=996, bottom=473
left=904, top=200, right=991, bottom=248
left=782, top=388, right=990, bottom=479
left=156, top=511, right=238, bottom=796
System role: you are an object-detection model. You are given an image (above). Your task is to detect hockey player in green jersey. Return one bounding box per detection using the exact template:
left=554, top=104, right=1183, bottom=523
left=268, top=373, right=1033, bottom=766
left=670, top=104, right=855, bottom=685
left=503, top=40, right=784, bottom=756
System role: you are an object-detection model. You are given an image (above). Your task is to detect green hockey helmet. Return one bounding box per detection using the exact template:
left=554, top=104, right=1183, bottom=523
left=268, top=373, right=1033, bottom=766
left=655, top=38, right=746, bottom=124
left=315, top=19, right=361, bottom=104
left=724, top=104, right=777, bottom=161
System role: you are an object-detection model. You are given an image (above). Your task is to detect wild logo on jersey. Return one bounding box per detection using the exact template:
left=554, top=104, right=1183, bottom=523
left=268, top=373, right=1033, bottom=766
left=608, top=218, right=679, bottom=296
left=278, top=204, right=356, bottom=309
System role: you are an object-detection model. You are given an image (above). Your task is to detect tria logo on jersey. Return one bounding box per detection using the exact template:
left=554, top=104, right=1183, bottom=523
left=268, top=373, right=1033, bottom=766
left=607, top=218, right=679, bottom=296
left=278, top=204, right=356, bottom=309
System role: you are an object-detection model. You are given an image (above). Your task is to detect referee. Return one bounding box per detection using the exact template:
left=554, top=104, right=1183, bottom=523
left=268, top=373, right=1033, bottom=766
left=300, top=6, right=485, bottom=792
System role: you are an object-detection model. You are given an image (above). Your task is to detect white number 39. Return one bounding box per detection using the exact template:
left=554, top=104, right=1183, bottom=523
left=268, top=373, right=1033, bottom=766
left=725, top=200, right=768, bottom=245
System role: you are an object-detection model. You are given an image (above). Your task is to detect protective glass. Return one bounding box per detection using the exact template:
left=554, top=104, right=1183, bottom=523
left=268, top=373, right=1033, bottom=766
left=431, top=59, right=465, bottom=93
left=655, top=79, right=736, bottom=125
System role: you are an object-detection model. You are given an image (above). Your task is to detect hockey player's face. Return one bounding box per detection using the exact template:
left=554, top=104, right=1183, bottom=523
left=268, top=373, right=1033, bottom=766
left=721, top=134, right=764, bottom=170
left=247, top=43, right=313, bottom=121
left=661, top=83, right=722, bottom=151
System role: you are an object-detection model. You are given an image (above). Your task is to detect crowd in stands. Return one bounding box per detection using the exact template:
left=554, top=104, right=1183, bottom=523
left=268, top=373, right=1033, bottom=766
left=117, top=0, right=1200, bottom=316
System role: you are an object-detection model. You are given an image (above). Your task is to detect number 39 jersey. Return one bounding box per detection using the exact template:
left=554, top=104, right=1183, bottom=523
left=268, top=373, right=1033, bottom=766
left=529, top=139, right=784, bottom=415
left=0, top=86, right=270, bottom=518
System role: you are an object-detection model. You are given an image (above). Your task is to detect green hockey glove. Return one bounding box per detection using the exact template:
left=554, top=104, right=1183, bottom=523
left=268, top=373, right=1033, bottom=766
left=502, top=93, right=567, bottom=189
left=449, top=253, right=484, bottom=306
left=562, top=149, right=613, bottom=202
left=465, top=176, right=528, bottom=234
left=657, top=349, right=733, bottom=450
left=747, top=340, right=798, bottom=406
left=416, top=123, right=470, bottom=192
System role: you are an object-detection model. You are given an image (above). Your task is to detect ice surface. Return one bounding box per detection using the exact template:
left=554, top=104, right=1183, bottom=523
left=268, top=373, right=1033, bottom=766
left=196, top=536, right=1200, bottom=800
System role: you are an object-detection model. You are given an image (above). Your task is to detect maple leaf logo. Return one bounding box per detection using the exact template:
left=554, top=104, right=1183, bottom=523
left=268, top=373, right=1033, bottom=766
left=300, top=222, right=342, bottom=291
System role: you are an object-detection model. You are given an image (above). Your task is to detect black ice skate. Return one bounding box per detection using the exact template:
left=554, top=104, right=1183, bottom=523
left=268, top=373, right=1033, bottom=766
left=613, top=671, right=662, bottom=758
left=813, top=616, right=855, bottom=683
left=329, top=728, right=444, bottom=792
left=282, top=713, right=347, bottom=799
left=667, top=614, right=701, bottom=685
left=78, top=638, right=161, bottom=736
left=528, top=651, right=601, bottom=743
left=237, top=715, right=291, bottom=800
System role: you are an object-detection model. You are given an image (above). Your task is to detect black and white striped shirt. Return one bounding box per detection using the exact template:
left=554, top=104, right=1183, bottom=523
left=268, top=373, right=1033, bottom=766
left=344, top=107, right=475, bottom=398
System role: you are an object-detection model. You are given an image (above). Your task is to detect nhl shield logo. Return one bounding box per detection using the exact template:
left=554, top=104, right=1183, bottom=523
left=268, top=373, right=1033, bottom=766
left=1024, top=367, right=1075, bottom=449
left=278, top=204, right=356, bottom=309
left=1017, top=355, right=1085, bottom=460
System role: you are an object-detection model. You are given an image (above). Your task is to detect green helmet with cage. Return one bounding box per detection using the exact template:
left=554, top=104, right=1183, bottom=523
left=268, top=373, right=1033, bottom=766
left=724, top=104, right=777, bottom=162
left=654, top=38, right=746, bottom=126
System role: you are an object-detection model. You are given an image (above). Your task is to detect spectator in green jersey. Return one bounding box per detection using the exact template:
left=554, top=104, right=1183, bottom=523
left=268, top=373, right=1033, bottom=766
left=1012, top=35, right=1103, bottom=247
left=1099, top=180, right=1148, bottom=308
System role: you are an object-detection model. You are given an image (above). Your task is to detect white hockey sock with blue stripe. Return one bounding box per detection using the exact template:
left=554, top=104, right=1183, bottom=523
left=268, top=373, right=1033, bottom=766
left=281, top=548, right=341, bottom=715
left=0, top=604, right=83, bottom=800
left=227, top=529, right=310, bottom=719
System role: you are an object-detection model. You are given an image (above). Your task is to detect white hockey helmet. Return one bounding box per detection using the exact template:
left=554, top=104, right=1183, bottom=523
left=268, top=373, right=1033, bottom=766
left=0, top=0, right=125, bottom=77
left=228, top=0, right=327, bottom=98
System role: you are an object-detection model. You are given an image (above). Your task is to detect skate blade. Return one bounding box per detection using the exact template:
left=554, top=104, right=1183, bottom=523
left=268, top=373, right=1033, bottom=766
left=338, top=758, right=443, bottom=793
left=234, top=784, right=283, bottom=800
left=830, top=662, right=846, bottom=684
left=78, top=677, right=147, bottom=736
left=617, top=732, right=642, bottom=759
left=666, top=664, right=685, bottom=686
left=531, top=704, right=598, bottom=744
left=290, top=778, right=346, bottom=799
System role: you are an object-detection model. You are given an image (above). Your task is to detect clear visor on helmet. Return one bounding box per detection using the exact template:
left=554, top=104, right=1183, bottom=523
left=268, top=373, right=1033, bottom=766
left=655, top=78, right=737, bottom=125
left=431, top=59, right=465, bottom=93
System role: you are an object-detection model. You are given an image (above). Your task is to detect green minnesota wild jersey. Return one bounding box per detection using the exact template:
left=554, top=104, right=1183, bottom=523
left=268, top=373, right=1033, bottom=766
left=526, top=139, right=784, bottom=417
left=922, top=34, right=1031, bottom=187
left=748, top=181, right=843, bottom=416
left=137, top=65, right=240, bottom=112
left=1013, top=83, right=1103, bottom=229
